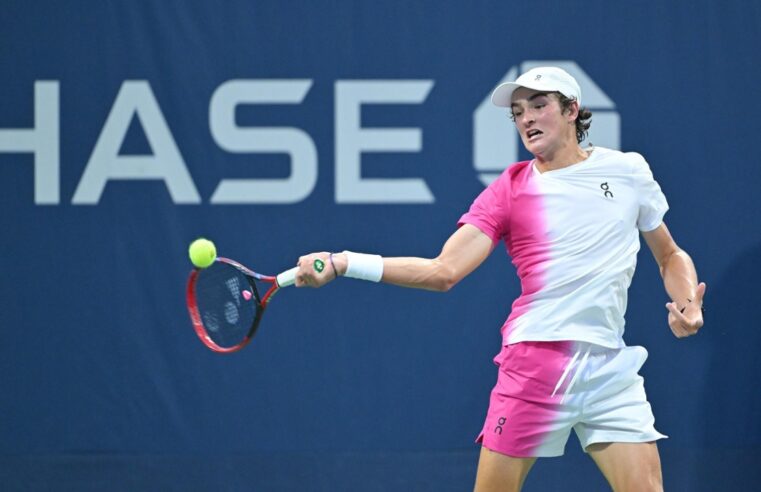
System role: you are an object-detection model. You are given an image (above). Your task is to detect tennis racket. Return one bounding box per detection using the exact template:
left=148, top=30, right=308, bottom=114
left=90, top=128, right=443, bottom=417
left=186, top=257, right=301, bottom=353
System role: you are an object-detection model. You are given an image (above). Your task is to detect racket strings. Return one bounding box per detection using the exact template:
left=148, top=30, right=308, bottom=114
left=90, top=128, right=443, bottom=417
left=195, top=262, right=260, bottom=349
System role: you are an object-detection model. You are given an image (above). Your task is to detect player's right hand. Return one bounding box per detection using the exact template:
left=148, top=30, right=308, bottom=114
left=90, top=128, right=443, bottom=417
left=295, top=252, right=342, bottom=288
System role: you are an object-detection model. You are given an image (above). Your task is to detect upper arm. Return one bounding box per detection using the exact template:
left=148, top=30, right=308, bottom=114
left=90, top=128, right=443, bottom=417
left=436, top=223, right=496, bottom=284
left=642, top=222, right=680, bottom=271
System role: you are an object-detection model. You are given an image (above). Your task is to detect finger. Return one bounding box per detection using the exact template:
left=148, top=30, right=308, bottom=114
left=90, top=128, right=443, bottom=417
left=668, top=312, right=689, bottom=336
left=688, top=312, right=704, bottom=331
left=668, top=316, right=690, bottom=338
left=667, top=301, right=694, bottom=327
left=680, top=306, right=704, bottom=334
left=665, top=302, right=686, bottom=322
left=670, top=325, right=688, bottom=338
left=671, top=323, right=692, bottom=338
left=666, top=303, right=693, bottom=337
left=694, top=282, right=707, bottom=303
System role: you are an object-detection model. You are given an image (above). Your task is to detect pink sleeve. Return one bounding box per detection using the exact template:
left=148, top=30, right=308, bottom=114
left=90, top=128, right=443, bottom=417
left=457, top=173, right=511, bottom=244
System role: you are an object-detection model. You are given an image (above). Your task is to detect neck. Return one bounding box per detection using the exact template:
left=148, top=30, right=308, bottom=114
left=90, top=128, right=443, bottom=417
left=534, top=141, right=589, bottom=173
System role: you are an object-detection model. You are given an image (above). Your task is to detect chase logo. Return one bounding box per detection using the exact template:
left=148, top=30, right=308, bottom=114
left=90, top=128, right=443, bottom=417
left=473, top=61, right=621, bottom=186
left=4, top=60, right=618, bottom=205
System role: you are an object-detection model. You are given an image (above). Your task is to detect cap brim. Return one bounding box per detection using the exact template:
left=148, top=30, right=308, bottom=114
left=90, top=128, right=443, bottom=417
left=491, top=80, right=581, bottom=107
left=491, top=82, right=522, bottom=107
left=491, top=81, right=550, bottom=107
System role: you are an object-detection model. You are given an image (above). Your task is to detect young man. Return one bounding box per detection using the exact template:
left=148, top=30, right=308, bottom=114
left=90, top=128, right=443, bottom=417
left=294, top=67, right=705, bottom=492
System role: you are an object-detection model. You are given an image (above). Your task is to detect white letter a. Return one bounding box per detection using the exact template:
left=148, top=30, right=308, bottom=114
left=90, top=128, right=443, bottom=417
left=72, top=81, right=200, bottom=204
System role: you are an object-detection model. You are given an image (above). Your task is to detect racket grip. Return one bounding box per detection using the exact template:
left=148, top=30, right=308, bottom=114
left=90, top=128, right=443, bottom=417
left=276, top=266, right=299, bottom=287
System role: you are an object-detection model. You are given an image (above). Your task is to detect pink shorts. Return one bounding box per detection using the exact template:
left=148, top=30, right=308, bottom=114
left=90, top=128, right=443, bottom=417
left=476, top=341, right=666, bottom=458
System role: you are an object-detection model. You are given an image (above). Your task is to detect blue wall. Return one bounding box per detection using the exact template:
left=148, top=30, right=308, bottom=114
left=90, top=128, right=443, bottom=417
left=2, top=1, right=759, bottom=490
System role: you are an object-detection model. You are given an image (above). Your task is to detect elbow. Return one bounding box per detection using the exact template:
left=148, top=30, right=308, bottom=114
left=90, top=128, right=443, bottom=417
left=431, top=262, right=458, bottom=292
left=433, top=279, right=456, bottom=292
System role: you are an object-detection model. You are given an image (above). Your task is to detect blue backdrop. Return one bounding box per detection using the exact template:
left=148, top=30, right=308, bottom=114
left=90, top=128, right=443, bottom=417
left=2, top=1, right=759, bottom=490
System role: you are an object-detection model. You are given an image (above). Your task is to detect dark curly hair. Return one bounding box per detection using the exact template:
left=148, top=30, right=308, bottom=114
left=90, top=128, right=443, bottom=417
left=557, top=94, right=592, bottom=143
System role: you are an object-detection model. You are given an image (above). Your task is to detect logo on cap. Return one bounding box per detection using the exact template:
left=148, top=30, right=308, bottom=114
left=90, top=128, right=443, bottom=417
left=535, top=75, right=542, bottom=81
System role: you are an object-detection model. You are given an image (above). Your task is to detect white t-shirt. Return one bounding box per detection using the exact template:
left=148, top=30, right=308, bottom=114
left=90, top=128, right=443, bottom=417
left=459, top=147, right=668, bottom=348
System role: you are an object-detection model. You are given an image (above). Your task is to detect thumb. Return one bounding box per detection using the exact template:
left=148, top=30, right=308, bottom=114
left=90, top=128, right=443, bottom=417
left=694, top=282, right=706, bottom=303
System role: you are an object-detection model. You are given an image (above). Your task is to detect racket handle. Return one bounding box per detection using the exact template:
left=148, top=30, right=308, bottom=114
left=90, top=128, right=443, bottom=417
left=276, top=266, right=299, bottom=287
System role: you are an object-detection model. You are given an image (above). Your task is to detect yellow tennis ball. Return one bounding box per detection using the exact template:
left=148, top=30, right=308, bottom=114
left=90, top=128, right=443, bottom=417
left=188, top=238, right=217, bottom=268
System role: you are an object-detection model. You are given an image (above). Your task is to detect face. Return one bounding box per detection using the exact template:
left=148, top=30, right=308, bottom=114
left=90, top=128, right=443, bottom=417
left=509, top=87, right=577, bottom=157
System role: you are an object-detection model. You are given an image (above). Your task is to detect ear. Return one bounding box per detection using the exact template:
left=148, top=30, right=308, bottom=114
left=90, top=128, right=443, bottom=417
left=565, top=100, right=580, bottom=122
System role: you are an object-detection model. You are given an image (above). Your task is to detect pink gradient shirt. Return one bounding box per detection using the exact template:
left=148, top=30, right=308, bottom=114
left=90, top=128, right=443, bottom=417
left=459, top=147, right=668, bottom=348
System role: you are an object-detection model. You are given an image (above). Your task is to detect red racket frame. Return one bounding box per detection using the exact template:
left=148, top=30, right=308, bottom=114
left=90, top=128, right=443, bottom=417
left=186, top=257, right=284, bottom=353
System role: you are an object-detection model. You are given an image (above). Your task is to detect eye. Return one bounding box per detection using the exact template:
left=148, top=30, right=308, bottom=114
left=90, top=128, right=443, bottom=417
left=509, top=111, right=520, bottom=121
left=533, top=103, right=545, bottom=110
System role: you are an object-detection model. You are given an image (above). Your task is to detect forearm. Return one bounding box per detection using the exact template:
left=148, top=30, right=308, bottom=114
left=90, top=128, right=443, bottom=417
left=660, top=249, right=699, bottom=308
left=331, top=253, right=456, bottom=292
left=642, top=223, right=705, bottom=337
left=329, top=225, right=493, bottom=292
left=384, top=256, right=458, bottom=291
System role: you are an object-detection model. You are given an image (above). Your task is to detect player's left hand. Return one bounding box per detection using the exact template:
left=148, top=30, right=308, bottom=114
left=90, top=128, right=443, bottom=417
left=665, top=282, right=706, bottom=338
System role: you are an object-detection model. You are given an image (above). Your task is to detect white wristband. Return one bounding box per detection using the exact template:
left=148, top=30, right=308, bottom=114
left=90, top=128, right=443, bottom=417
left=343, top=251, right=384, bottom=282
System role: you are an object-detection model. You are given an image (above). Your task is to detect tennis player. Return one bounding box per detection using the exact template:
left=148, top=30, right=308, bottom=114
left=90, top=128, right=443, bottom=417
left=294, top=66, right=705, bottom=492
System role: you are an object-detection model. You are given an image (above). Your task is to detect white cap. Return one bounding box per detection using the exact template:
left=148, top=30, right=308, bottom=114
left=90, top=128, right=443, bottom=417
left=491, top=66, right=582, bottom=107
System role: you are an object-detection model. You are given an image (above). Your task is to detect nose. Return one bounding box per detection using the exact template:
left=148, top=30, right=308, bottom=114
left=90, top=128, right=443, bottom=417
left=518, top=110, right=535, bottom=127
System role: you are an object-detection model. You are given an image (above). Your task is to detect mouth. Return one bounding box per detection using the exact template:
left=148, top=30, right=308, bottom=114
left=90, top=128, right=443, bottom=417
left=526, top=129, right=543, bottom=141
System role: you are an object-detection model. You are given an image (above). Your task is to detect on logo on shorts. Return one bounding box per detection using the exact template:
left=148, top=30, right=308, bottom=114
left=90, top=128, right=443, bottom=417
left=494, top=416, right=507, bottom=435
